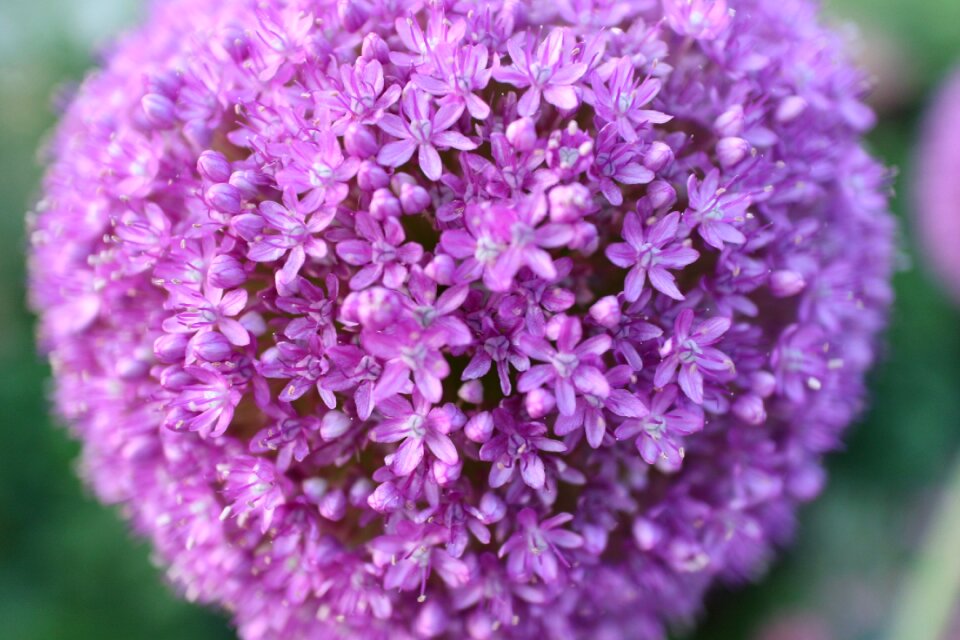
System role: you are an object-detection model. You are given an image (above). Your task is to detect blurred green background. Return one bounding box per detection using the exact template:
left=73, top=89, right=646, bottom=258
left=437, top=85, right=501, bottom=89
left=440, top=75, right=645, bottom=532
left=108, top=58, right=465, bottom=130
left=0, top=1, right=957, bottom=639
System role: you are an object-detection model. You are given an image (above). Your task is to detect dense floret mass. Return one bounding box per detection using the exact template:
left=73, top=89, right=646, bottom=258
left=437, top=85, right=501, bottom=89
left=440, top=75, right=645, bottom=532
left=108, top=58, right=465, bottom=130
left=29, top=0, right=895, bottom=638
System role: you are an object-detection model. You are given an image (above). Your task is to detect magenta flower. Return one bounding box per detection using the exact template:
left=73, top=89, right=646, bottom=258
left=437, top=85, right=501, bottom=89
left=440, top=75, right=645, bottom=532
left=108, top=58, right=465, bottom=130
left=517, top=315, right=613, bottom=416
left=241, top=190, right=333, bottom=288
left=478, top=408, right=566, bottom=490
left=498, top=508, right=584, bottom=583
left=30, top=1, right=895, bottom=638
left=588, top=57, right=671, bottom=143
left=687, top=168, right=751, bottom=249
left=322, top=58, right=402, bottom=129
left=441, top=194, right=572, bottom=291
left=664, top=0, right=734, bottom=40
left=494, top=29, right=588, bottom=117
left=655, top=309, right=734, bottom=404
left=606, top=211, right=701, bottom=301
left=590, top=123, right=656, bottom=205
left=615, top=385, right=704, bottom=469
left=377, top=86, right=477, bottom=181
left=555, top=364, right=649, bottom=449
left=274, top=134, right=359, bottom=207
left=334, top=212, right=423, bottom=290
left=368, top=393, right=459, bottom=476
left=163, top=285, right=250, bottom=346
left=413, top=43, right=497, bottom=120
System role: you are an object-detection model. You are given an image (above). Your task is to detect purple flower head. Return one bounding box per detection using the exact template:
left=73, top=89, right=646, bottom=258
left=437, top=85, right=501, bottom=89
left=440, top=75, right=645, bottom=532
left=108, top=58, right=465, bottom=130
left=499, top=508, right=583, bottom=583
left=369, top=393, right=460, bottom=476
left=30, top=0, right=895, bottom=638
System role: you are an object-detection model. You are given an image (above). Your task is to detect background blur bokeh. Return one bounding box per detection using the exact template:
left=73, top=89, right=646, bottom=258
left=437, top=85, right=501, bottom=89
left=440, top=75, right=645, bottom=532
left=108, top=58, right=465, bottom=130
left=0, top=1, right=957, bottom=639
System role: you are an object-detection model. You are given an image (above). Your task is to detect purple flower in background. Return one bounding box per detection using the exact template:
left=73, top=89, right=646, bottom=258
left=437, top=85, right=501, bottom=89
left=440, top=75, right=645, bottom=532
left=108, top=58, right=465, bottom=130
left=914, top=68, right=960, bottom=304
left=323, top=58, right=402, bottom=128
left=440, top=194, right=572, bottom=291
left=664, top=0, right=734, bottom=40
left=242, top=189, right=333, bottom=288
left=28, top=0, right=895, bottom=638
left=413, top=43, right=497, bottom=120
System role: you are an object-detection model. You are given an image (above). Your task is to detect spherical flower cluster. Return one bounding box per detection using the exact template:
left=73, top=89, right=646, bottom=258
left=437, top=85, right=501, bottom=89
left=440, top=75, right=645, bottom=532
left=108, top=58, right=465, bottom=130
left=915, top=68, right=960, bottom=304
left=29, top=0, right=895, bottom=638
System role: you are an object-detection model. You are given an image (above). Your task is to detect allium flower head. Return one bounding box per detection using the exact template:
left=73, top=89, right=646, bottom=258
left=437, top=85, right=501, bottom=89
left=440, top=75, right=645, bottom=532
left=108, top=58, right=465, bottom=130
left=29, top=0, right=895, bottom=638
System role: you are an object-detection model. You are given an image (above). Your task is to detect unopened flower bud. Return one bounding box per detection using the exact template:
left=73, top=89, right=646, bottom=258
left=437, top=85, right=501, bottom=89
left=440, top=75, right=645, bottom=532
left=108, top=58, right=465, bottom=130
left=414, top=600, right=449, bottom=637
left=367, top=482, right=401, bottom=513
left=208, top=254, right=246, bottom=289
left=344, top=123, right=379, bottom=158
left=525, top=387, right=556, bottom=418
left=589, top=295, right=622, bottom=328
left=370, top=188, right=402, bottom=219
left=770, top=269, right=806, bottom=297
left=189, top=331, right=233, bottom=362
left=714, top=104, right=745, bottom=137
left=632, top=518, right=663, bottom=551
left=750, top=371, right=777, bottom=398
left=197, top=150, right=231, bottom=183
left=321, top=410, right=351, bottom=440
left=205, top=183, right=242, bottom=214
left=400, top=183, right=431, bottom=215
left=154, top=333, right=189, bottom=363
left=647, top=180, right=677, bottom=209
left=228, top=170, right=266, bottom=197
left=506, top=117, right=538, bottom=152
left=433, top=459, right=462, bottom=485
left=361, top=33, right=389, bottom=63
left=465, top=412, right=493, bottom=443
left=318, top=488, right=347, bottom=521
left=732, top=393, right=766, bottom=425
left=716, top=136, right=751, bottom=167
left=776, top=95, right=807, bottom=122
left=357, top=160, right=389, bottom=191
left=643, top=141, right=674, bottom=172
left=548, top=183, right=591, bottom=222
left=458, top=380, right=484, bottom=404
left=141, top=93, right=176, bottom=129
left=337, top=0, right=369, bottom=32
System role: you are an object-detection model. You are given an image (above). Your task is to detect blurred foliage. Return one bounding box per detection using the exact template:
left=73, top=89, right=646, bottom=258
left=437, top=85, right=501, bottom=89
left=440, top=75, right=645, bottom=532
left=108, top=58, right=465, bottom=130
left=0, top=2, right=957, bottom=639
